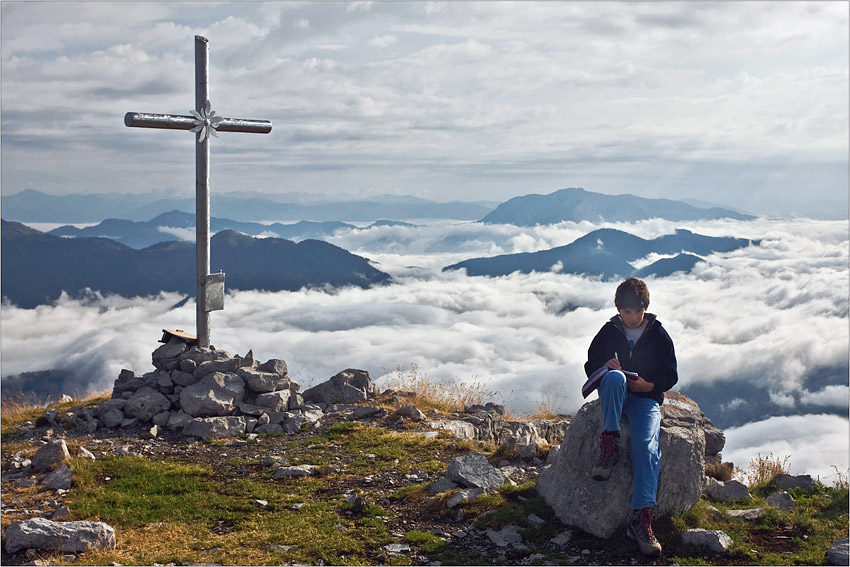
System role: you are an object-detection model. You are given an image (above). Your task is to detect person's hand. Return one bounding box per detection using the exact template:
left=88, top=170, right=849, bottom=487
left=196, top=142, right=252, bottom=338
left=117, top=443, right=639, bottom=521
left=627, top=376, right=654, bottom=393
left=606, top=357, right=622, bottom=370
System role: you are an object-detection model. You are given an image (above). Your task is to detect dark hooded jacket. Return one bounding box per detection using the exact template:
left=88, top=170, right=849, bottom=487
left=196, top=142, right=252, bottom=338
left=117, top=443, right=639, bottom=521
left=584, top=313, right=678, bottom=405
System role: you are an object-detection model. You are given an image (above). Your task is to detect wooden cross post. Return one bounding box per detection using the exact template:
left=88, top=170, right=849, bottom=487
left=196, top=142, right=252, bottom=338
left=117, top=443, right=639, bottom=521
left=124, top=35, right=272, bottom=348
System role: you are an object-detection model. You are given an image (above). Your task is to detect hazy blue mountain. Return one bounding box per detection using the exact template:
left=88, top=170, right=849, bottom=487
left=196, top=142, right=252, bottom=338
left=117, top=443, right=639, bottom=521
left=2, top=189, right=493, bottom=223
left=49, top=211, right=359, bottom=249
left=443, top=228, right=757, bottom=279
left=632, top=254, right=702, bottom=278
left=1, top=220, right=391, bottom=308
left=480, top=187, right=755, bottom=226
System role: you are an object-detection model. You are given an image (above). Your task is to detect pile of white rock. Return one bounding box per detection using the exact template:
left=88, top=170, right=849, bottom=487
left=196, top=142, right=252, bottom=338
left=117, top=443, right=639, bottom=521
left=92, top=334, right=377, bottom=441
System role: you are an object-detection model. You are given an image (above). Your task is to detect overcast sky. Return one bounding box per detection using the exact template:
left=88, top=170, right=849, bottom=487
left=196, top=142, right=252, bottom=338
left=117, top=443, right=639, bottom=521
left=1, top=1, right=847, bottom=217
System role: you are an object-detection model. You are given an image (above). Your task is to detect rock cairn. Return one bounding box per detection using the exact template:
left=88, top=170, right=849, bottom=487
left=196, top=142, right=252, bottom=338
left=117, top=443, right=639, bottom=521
left=87, top=335, right=386, bottom=441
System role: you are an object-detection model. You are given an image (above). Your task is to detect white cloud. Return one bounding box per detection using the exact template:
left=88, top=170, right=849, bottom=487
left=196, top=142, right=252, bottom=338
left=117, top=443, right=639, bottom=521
left=370, top=35, right=398, bottom=48
left=800, top=385, right=850, bottom=409
left=724, top=414, right=849, bottom=485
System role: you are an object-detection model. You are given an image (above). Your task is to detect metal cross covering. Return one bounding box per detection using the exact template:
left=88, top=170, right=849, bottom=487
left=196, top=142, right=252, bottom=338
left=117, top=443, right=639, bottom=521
left=124, top=36, right=272, bottom=348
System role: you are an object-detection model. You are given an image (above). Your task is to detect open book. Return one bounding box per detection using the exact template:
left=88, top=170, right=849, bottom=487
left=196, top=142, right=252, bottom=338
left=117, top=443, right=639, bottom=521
left=581, top=366, right=639, bottom=399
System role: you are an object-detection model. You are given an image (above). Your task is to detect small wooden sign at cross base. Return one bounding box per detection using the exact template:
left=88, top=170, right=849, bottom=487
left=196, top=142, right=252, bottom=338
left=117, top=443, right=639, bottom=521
left=124, top=35, right=272, bottom=348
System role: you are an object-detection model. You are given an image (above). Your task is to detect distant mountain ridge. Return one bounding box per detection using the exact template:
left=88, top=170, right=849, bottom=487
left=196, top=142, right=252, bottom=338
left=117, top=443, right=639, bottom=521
left=1, top=220, right=391, bottom=309
left=47, top=211, right=406, bottom=249
left=1, top=189, right=493, bottom=223
left=480, top=187, right=754, bottom=226
left=443, top=228, right=758, bottom=279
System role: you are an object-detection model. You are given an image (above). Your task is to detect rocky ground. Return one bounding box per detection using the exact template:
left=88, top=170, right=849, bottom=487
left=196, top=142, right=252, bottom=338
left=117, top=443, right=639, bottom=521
left=1, top=392, right=697, bottom=566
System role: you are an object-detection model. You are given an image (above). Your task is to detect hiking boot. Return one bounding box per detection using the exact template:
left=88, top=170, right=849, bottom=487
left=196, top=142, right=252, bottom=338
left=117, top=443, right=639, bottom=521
left=591, top=430, right=619, bottom=481
left=627, top=506, right=662, bottom=558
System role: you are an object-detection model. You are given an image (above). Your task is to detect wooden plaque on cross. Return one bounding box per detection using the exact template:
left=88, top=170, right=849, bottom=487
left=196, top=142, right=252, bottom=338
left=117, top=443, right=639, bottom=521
left=124, top=35, right=272, bottom=348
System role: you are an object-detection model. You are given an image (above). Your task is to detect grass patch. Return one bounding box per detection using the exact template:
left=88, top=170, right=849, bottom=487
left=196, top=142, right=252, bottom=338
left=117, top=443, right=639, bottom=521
left=385, top=363, right=503, bottom=413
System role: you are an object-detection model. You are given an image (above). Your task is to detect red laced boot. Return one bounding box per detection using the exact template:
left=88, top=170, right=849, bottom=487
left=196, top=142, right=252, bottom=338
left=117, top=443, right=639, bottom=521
left=627, top=506, right=662, bottom=557
left=591, top=430, right=619, bottom=481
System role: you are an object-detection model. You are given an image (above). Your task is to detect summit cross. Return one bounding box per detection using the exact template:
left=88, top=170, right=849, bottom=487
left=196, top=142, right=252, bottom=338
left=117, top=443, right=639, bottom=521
left=124, top=35, right=272, bottom=348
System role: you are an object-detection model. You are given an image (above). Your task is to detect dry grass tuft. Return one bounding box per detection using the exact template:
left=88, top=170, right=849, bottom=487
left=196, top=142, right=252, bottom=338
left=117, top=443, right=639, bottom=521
left=385, top=364, right=503, bottom=414
left=1, top=390, right=110, bottom=433
left=735, top=452, right=791, bottom=487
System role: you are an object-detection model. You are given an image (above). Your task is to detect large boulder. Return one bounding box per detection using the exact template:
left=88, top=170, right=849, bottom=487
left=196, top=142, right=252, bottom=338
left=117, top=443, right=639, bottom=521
left=303, top=369, right=378, bottom=405
left=152, top=337, right=188, bottom=371
left=239, top=368, right=289, bottom=393
left=537, top=391, right=709, bottom=538
left=182, top=416, right=247, bottom=440
left=5, top=518, right=116, bottom=554
left=179, top=372, right=245, bottom=417
left=124, top=387, right=171, bottom=423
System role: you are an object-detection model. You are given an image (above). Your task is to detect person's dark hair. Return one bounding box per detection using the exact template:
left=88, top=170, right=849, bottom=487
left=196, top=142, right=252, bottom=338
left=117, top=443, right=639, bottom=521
left=615, top=277, right=650, bottom=310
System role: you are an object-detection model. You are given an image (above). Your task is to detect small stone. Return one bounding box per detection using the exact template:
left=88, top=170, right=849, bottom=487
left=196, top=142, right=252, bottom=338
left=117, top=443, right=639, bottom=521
left=527, top=513, right=545, bottom=529
left=31, top=440, right=70, bottom=472
left=384, top=543, right=411, bottom=554
left=828, top=539, right=849, bottom=566
left=42, top=463, right=73, bottom=490
left=767, top=491, right=795, bottom=511
left=727, top=508, right=766, bottom=521
left=550, top=530, right=573, bottom=546
left=50, top=506, right=71, bottom=520
left=682, top=528, right=733, bottom=554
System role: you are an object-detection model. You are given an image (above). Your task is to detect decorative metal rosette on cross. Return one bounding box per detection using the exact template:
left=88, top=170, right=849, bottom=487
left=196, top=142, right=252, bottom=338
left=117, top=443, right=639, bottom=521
left=190, top=100, right=224, bottom=142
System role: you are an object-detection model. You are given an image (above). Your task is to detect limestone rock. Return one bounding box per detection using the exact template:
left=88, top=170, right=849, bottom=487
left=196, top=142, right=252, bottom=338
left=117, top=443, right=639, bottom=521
left=446, top=453, right=508, bottom=492
left=682, top=528, right=733, bottom=554
left=766, top=491, right=795, bottom=511
left=397, top=404, right=426, bottom=422
left=273, top=465, right=319, bottom=478
left=461, top=403, right=505, bottom=443
left=100, top=409, right=125, bottom=429
left=727, top=508, right=765, bottom=521
left=165, top=411, right=193, bottom=431
left=430, top=419, right=476, bottom=440
left=537, top=392, right=708, bottom=539
left=828, top=539, right=849, bottom=566
left=302, top=369, right=377, bottom=405
left=179, top=372, right=245, bottom=417
left=486, top=524, right=523, bottom=548
left=705, top=479, right=751, bottom=503
left=775, top=473, right=815, bottom=491
left=255, top=390, right=291, bottom=412
left=124, top=387, right=171, bottom=423
left=239, top=368, right=289, bottom=393
left=447, top=487, right=484, bottom=508
left=111, top=369, right=141, bottom=398
left=182, top=416, right=247, bottom=440
left=42, top=463, right=73, bottom=490
left=4, top=517, right=116, bottom=554
left=429, top=477, right=459, bottom=495
left=703, top=421, right=725, bottom=458
left=31, top=440, right=70, bottom=473
left=258, top=358, right=288, bottom=377
left=77, top=447, right=96, bottom=461
left=152, top=337, right=188, bottom=371
left=194, top=357, right=241, bottom=379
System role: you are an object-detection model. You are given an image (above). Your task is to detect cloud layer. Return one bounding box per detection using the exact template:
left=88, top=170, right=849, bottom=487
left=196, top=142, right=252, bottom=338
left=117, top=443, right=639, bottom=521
left=2, top=217, right=847, bottom=477
left=1, top=2, right=847, bottom=216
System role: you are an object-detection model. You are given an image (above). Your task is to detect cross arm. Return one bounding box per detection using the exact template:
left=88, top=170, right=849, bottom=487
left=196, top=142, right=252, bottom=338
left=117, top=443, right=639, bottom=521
left=124, top=112, right=272, bottom=134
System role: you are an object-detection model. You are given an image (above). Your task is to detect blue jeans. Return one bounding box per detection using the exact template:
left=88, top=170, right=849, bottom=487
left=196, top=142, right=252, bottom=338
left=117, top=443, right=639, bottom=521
left=598, top=370, right=661, bottom=510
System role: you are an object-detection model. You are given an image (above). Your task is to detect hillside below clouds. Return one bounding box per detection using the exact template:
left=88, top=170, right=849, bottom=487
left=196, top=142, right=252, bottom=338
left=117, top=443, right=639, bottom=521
left=0, top=221, right=391, bottom=309
left=481, top=187, right=754, bottom=226
left=444, top=228, right=758, bottom=279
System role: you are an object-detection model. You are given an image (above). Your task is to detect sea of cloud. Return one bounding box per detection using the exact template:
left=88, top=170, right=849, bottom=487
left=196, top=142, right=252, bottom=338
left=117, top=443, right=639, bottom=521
left=1, top=217, right=847, bottom=481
